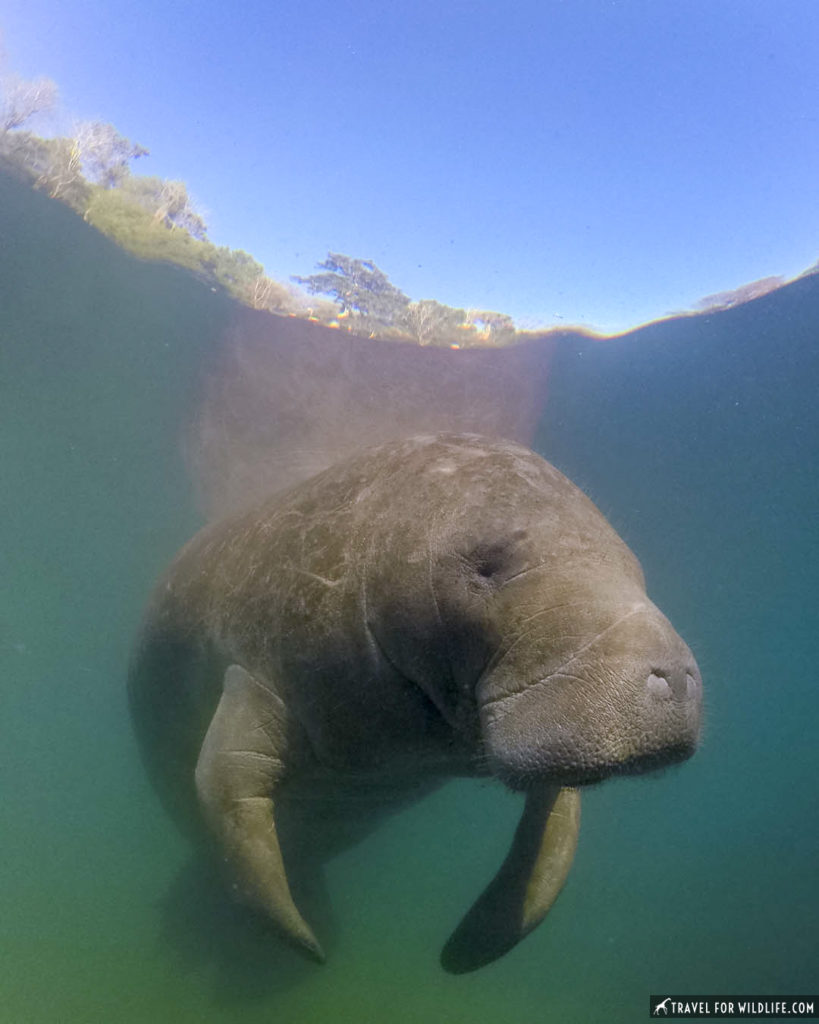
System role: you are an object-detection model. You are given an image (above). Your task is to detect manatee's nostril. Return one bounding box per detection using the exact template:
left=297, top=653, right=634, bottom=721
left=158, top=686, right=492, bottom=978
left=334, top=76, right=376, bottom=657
left=646, top=672, right=672, bottom=699
left=685, top=671, right=698, bottom=698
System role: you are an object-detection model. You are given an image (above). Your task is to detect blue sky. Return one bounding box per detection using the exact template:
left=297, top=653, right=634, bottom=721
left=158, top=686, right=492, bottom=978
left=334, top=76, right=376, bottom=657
left=3, top=0, right=819, bottom=333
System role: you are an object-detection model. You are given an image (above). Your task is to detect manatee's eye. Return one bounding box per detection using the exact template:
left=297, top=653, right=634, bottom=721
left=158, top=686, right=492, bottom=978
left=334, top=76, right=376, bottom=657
left=466, top=527, right=530, bottom=583
left=470, top=542, right=510, bottom=579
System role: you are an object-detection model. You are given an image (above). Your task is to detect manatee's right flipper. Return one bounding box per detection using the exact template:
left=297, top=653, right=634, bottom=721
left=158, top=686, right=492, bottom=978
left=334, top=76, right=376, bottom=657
left=441, top=785, right=580, bottom=973
left=194, top=664, right=325, bottom=963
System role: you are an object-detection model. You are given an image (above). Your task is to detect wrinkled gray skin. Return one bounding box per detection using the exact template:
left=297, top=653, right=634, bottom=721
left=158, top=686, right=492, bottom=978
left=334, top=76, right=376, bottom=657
left=129, top=433, right=702, bottom=973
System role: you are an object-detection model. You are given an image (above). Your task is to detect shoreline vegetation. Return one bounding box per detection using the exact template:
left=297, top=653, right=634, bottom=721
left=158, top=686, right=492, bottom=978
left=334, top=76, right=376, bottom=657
left=2, top=60, right=813, bottom=345
left=0, top=62, right=521, bottom=348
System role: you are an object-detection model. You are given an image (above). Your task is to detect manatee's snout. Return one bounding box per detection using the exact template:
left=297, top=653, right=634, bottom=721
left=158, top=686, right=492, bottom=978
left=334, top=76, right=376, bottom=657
left=479, top=600, right=703, bottom=789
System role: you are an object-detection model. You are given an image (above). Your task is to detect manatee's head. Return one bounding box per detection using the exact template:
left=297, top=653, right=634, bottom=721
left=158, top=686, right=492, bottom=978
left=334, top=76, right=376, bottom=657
left=367, top=434, right=703, bottom=790
left=415, top=439, right=704, bottom=790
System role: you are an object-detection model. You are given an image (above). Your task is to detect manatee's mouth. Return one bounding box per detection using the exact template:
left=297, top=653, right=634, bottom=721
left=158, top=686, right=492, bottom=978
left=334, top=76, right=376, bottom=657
left=495, top=742, right=696, bottom=792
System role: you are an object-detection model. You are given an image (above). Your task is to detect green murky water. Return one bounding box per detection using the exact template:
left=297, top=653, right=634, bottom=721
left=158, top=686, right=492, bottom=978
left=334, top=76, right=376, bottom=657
left=2, top=172, right=817, bottom=1022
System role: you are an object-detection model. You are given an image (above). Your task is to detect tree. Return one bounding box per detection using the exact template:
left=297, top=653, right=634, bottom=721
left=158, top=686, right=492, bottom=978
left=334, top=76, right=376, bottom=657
left=0, top=71, right=58, bottom=132
left=464, top=309, right=516, bottom=345
left=33, top=136, right=87, bottom=207
left=248, top=274, right=298, bottom=313
left=154, top=179, right=207, bottom=238
left=0, top=130, right=90, bottom=209
left=293, top=253, right=410, bottom=326
left=119, top=175, right=207, bottom=239
left=74, top=120, right=148, bottom=188
left=399, top=298, right=467, bottom=345
left=206, top=247, right=264, bottom=294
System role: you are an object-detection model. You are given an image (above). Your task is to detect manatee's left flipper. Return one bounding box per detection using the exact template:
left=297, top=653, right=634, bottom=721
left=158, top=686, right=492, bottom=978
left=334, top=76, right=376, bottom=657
left=194, top=664, right=325, bottom=963
left=441, top=785, right=581, bottom=974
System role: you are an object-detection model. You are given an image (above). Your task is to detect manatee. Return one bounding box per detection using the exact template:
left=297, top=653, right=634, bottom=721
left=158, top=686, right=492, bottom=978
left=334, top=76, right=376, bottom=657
left=128, top=433, right=702, bottom=973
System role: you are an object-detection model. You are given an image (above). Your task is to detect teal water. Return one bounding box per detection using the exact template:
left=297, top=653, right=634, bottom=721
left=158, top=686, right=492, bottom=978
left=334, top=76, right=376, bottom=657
left=2, top=171, right=817, bottom=1022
